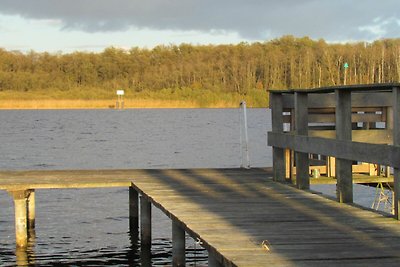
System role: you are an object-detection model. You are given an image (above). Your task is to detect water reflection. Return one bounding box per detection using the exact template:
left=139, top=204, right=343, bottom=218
left=128, top=228, right=139, bottom=267
left=12, top=228, right=143, bottom=266
left=15, top=229, right=35, bottom=267
left=10, top=215, right=208, bottom=266
left=15, top=245, right=34, bottom=266
left=15, top=248, right=29, bottom=267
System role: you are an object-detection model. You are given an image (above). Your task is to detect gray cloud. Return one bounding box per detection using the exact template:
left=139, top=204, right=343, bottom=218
left=0, top=0, right=399, bottom=41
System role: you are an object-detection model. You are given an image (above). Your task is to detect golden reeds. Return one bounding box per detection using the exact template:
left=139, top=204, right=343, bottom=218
left=0, top=98, right=245, bottom=109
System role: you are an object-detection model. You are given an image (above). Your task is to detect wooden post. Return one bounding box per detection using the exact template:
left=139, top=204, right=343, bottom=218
left=295, top=92, right=310, bottom=189
left=172, top=221, right=185, bottom=267
left=327, top=156, right=336, bottom=177
left=369, top=164, right=378, bottom=176
left=285, top=149, right=291, bottom=178
left=386, top=106, right=394, bottom=178
left=335, top=89, right=353, bottom=203
left=270, top=92, right=286, bottom=182
left=129, top=186, right=139, bottom=232
left=27, top=190, right=35, bottom=230
left=393, top=86, right=400, bottom=219
left=9, top=190, right=30, bottom=248
left=290, top=109, right=296, bottom=182
left=140, top=195, right=152, bottom=266
left=140, top=195, right=152, bottom=247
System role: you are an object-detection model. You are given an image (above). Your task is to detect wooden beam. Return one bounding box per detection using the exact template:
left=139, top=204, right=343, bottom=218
left=283, top=108, right=386, bottom=123
left=308, top=129, right=392, bottom=144
left=335, top=89, right=353, bottom=203
left=270, top=92, right=286, bottom=183
left=267, top=132, right=400, bottom=168
left=308, top=107, right=384, bottom=113
left=393, top=86, right=400, bottom=219
left=272, top=82, right=400, bottom=94
left=282, top=92, right=392, bottom=109
left=295, top=92, right=310, bottom=190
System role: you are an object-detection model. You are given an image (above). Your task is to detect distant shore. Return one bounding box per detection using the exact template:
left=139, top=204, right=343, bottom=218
left=0, top=99, right=259, bottom=109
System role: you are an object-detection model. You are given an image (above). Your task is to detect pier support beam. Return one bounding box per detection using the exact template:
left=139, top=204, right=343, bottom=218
left=335, top=89, right=353, bottom=203
left=295, top=92, right=309, bottom=189
left=9, top=190, right=33, bottom=248
left=393, top=86, right=400, bottom=219
left=140, top=195, right=152, bottom=247
left=172, top=221, right=185, bottom=267
left=140, top=195, right=152, bottom=266
left=14, top=196, right=28, bottom=248
left=270, top=92, right=286, bottom=183
left=129, top=186, right=139, bottom=232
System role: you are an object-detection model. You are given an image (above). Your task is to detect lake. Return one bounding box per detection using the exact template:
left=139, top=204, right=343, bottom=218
left=0, top=108, right=272, bottom=266
left=0, top=108, right=385, bottom=266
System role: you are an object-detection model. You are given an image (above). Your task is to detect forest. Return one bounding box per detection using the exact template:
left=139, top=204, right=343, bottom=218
left=0, top=36, right=400, bottom=108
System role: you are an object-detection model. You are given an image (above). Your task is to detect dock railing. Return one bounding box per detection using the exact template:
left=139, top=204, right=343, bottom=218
left=267, top=83, right=400, bottom=219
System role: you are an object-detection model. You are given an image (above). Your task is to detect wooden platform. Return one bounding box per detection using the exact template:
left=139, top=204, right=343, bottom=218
left=1, top=168, right=400, bottom=266
left=0, top=169, right=392, bottom=190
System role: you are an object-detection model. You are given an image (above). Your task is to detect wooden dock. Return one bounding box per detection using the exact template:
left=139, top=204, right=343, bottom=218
left=1, top=168, right=400, bottom=266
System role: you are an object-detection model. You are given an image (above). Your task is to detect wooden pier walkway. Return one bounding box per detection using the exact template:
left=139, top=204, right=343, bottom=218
left=1, top=168, right=400, bottom=266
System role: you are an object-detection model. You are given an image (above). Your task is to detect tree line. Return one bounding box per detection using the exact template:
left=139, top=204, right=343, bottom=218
left=0, top=36, right=400, bottom=97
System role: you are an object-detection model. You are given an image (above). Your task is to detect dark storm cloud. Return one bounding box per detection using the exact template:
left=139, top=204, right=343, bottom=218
left=0, top=0, right=399, bottom=41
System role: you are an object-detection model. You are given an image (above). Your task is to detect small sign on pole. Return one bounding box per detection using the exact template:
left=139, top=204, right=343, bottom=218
left=116, top=90, right=125, bottom=109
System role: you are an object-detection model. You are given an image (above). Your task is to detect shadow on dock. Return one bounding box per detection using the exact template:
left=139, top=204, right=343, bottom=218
left=135, top=168, right=400, bottom=266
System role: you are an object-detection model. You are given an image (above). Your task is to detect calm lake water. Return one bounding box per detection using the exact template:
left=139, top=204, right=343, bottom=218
left=0, top=108, right=272, bottom=266
left=0, top=108, right=385, bottom=266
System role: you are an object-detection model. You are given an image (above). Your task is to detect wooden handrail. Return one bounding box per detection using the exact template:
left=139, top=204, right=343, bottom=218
left=268, top=84, right=400, bottom=219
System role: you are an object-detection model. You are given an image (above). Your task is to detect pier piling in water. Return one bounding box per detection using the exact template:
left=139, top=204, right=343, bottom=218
left=27, top=190, right=35, bottom=230
left=172, top=221, right=186, bottom=266
left=129, top=186, right=138, bottom=232
left=9, top=190, right=34, bottom=248
left=140, top=195, right=152, bottom=247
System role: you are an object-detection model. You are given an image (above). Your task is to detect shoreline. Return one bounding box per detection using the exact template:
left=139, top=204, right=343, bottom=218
left=0, top=99, right=267, bottom=109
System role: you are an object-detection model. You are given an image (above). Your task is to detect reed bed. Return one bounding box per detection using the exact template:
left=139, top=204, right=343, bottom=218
left=0, top=87, right=268, bottom=109
left=0, top=98, right=248, bottom=109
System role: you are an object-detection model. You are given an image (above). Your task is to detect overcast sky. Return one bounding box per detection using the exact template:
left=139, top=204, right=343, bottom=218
left=0, top=0, right=399, bottom=53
